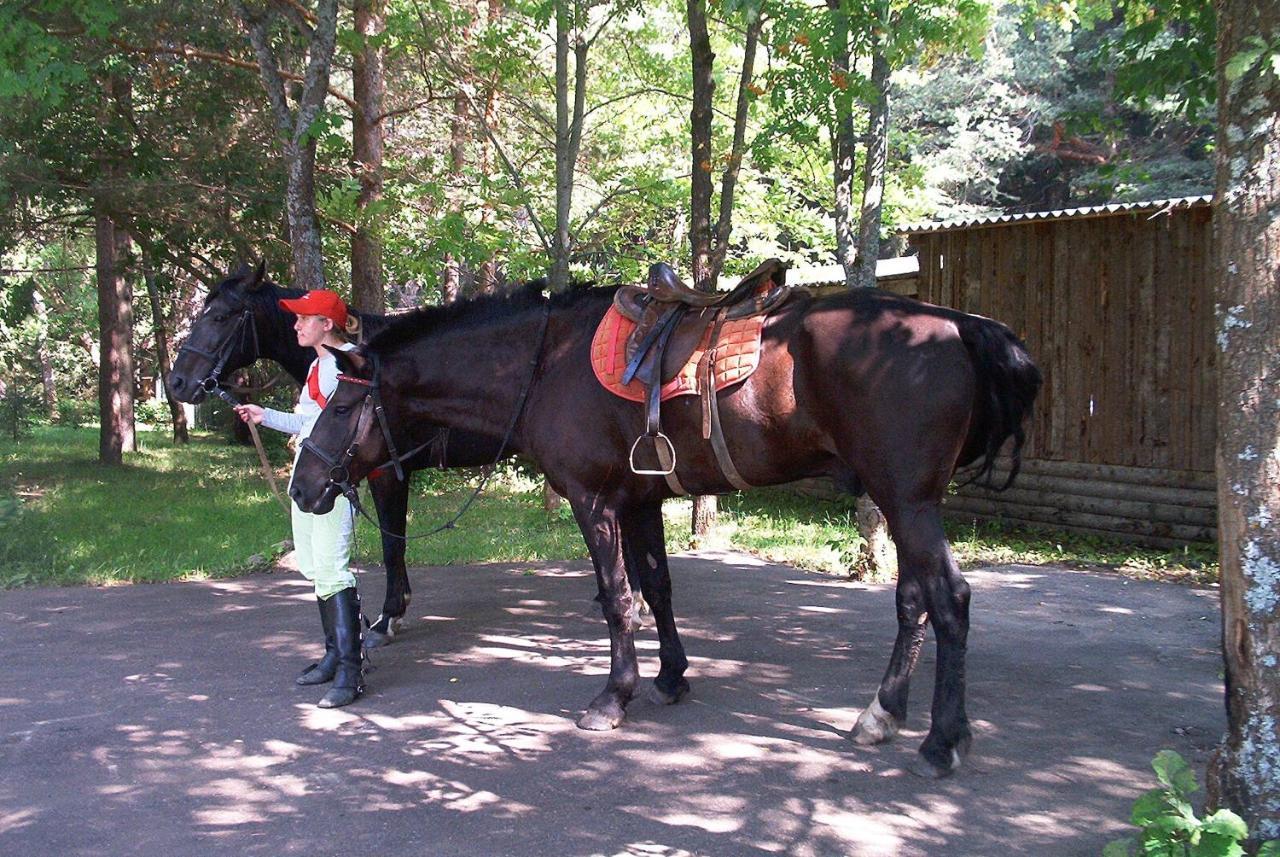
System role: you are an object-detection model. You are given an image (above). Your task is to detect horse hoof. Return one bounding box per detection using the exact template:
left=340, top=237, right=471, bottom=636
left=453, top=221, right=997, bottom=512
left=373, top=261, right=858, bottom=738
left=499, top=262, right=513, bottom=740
left=647, top=678, right=690, bottom=706
left=576, top=705, right=626, bottom=731
left=364, top=616, right=400, bottom=650
left=850, top=696, right=900, bottom=746
left=907, top=748, right=962, bottom=779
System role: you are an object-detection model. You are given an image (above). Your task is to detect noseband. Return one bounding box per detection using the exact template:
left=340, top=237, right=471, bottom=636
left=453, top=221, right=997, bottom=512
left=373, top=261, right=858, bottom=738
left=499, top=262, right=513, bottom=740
left=177, top=304, right=259, bottom=398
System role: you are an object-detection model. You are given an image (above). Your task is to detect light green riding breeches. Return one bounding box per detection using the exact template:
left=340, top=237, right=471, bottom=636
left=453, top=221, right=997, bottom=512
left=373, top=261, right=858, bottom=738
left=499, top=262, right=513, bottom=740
left=291, top=494, right=357, bottom=600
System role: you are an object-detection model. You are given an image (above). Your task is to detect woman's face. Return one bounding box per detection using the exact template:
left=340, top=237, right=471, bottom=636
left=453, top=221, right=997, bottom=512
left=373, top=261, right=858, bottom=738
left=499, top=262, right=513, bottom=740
left=294, top=314, right=333, bottom=349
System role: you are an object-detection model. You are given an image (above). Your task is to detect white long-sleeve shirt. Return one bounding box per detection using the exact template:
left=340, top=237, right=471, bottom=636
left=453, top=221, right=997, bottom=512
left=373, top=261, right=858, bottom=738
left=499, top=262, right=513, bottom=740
left=260, top=343, right=356, bottom=463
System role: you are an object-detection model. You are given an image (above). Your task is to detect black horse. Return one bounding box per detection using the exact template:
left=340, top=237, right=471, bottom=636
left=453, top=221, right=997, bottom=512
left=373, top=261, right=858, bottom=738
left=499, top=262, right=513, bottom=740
left=167, top=263, right=510, bottom=646
left=287, top=265, right=1041, bottom=776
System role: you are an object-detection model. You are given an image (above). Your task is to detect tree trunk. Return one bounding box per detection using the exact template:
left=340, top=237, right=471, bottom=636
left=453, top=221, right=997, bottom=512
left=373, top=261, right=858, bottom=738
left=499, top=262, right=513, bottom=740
left=684, top=1, right=760, bottom=536
left=687, top=0, right=715, bottom=290
left=707, top=15, right=761, bottom=279
left=284, top=139, right=326, bottom=290
left=686, top=0, right=716, bottom=533
left=143, top=263, right=188, bottom=444
left=550, top=0, right=587, bottom=293
left=828, top=0, right=856, bottom=284
left=853, top=43, right=890, bottom=290
left=96, top=216, right=135, bottom=464
left=835, top=6, right=896, bottom=580
left=1204, top=0, right=1280, bottom=843
left=476, top=0, right=503, bottom=295
left=442, top=1, right=480, bottom=304
left=237, top=0, right=339, bottom=292
left=441, top=88, right=468, bottom=304
left=31, top=288, right=57, bottom=419
left=351, top=0, right=386, bottom=312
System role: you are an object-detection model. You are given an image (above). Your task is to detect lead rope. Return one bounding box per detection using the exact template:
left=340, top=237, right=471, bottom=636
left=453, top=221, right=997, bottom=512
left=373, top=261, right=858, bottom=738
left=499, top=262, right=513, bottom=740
left=211, top=386, right=292, bottom=515
left=343, top=300, right=552, bottom=543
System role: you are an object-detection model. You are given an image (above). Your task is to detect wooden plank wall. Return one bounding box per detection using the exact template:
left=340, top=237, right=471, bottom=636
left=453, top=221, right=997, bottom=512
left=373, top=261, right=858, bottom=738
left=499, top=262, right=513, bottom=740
left=909, top=204, right=1217, bottom=546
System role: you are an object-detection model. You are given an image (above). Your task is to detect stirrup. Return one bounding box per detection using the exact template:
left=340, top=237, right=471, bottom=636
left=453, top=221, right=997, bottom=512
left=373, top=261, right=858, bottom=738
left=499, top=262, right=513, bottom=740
left=629, top=432, right=677, bottom=476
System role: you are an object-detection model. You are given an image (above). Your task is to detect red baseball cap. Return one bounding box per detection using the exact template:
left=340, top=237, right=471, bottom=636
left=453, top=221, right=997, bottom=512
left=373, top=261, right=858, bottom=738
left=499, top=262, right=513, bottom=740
left=279, top=290, right=349, bottom=328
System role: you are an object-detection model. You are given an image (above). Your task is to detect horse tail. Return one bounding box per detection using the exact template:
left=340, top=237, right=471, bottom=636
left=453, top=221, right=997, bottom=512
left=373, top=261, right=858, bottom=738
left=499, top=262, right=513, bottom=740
left=955, top=314, right=1042, bottom=490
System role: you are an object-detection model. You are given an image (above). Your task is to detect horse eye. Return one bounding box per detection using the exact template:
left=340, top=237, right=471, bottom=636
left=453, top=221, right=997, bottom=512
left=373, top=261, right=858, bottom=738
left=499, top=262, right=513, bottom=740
left=334, top=405, right=351, bottom=415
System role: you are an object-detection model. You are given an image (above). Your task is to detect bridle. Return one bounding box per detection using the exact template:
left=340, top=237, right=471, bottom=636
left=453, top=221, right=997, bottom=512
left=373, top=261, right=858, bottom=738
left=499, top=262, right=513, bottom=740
left=299, top=351, right=411, bottom=502
left=177, top=302, right=260, bottom=401
left=298, top=300, right=552, bottom=541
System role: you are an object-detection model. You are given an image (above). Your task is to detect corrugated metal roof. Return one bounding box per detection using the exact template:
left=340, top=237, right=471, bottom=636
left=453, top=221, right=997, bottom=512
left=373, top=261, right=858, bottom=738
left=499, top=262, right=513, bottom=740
left=782, top=256, right=919, bottom=287
left=897, top=194, right=1212, bottom=235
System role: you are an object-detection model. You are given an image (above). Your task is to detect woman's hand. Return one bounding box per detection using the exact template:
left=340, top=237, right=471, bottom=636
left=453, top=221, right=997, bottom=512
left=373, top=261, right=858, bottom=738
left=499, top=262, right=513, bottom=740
left=233, top=403, right=265, bottom=425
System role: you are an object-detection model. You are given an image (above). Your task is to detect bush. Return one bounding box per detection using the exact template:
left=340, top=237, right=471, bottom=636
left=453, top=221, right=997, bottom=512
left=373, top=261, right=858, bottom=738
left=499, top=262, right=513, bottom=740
left=0, top=386, right=40, bottom=440
left=56, top=399, right=91, bottom=428
left=1105, top=750, right=1280, bottom=857
left=135, top=398, right=168, bottom=426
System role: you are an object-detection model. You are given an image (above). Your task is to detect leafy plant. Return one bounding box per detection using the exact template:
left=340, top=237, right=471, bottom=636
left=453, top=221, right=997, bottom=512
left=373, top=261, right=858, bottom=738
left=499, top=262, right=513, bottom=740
left=1104, top=750, right=1278, bottom=857
left=0, top=385, right=39, bottom=440
left=134, top=398, right=168, bottom=426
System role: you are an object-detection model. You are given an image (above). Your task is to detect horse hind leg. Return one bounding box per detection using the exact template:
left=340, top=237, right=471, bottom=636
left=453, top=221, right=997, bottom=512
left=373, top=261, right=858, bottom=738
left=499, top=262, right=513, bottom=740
left=870, top=506, right=973, bottom=777
left=621, top=503, right=689, bottom=706
left=364, top=476, right=412, bottom=649
left=851, top=572, right=929, bottom=746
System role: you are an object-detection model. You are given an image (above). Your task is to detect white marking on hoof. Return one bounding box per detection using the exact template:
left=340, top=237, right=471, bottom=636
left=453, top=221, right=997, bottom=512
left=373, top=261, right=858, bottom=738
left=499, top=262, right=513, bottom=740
left=851, top=696, right=899, bottom=746
left=627, top=601, right=646, bottom=633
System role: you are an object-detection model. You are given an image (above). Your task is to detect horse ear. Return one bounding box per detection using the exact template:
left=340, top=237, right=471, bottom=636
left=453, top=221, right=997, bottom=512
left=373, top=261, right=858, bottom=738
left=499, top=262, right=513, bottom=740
left=247, top=260, right=267, bottom=291
left=327, top=345, right=367, bottom=376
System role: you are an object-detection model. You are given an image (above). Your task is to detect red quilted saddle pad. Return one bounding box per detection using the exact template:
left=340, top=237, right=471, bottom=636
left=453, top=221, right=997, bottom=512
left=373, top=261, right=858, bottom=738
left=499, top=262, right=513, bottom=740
left=591, top=305, right=766, bottom=403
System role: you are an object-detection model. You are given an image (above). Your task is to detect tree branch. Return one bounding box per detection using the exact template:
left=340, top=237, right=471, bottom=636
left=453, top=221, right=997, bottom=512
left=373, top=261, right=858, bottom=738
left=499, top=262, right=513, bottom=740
left=110, top=38, right=357, bottom=111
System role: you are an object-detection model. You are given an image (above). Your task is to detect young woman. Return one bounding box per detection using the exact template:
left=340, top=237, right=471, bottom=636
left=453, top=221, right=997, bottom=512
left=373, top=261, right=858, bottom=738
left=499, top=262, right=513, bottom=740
left=234, top=289, right=365, bottom=709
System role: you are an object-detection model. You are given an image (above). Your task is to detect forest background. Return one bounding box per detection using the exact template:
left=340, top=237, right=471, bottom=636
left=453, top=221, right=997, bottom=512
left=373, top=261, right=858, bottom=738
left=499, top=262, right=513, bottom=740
left=0, top=0, right=1215, bottom=433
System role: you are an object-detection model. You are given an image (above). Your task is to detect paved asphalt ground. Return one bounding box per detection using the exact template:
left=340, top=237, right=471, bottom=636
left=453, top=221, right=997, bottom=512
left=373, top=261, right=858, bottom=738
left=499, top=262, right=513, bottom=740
left=1, top=551, right=1224, bottom=857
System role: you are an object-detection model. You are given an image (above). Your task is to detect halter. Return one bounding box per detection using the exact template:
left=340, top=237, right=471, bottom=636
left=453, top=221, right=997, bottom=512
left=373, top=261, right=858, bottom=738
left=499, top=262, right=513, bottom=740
left=177, top=304, right=260, bottom=398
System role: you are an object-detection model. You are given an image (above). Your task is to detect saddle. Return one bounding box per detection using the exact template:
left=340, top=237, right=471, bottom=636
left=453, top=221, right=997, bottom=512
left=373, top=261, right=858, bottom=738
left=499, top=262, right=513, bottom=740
left=591, top=258, right=790, bottom=495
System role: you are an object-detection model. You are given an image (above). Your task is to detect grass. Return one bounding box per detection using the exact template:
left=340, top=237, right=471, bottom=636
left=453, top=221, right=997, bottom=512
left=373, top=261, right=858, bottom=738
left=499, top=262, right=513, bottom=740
left=0, top=425, right=1219, bottom=589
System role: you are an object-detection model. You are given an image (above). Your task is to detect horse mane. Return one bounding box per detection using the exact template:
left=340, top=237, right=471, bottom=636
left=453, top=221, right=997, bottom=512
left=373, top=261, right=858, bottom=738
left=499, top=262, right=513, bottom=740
left=367, top=279, right=615, bottom=355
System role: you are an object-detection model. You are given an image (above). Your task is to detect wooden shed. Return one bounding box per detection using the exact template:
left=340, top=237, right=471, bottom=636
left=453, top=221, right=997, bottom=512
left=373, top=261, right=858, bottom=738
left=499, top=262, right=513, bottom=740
left=901, top=195, right=1216, bottom=547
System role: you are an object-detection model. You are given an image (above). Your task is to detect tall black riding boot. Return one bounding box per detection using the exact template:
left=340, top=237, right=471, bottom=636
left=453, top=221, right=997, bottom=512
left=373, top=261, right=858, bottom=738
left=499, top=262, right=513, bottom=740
left=296, top=596, right=339, bottom=686
left=318, top=587, right=365, bottom=709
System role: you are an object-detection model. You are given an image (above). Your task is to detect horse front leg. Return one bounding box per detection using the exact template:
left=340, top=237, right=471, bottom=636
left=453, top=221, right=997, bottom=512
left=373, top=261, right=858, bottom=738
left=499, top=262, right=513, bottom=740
left=364, top=474, right=412, bottom=648
left=569, top=499, right=639, bottom=731
left=620, top=503, right=689, bottom=706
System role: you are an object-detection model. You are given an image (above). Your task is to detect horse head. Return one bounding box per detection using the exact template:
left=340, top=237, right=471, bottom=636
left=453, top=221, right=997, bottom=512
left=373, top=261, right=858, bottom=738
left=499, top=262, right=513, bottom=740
left=289, top=345, right=396, bottom=515
left=168, top=261, right=270, bottom=403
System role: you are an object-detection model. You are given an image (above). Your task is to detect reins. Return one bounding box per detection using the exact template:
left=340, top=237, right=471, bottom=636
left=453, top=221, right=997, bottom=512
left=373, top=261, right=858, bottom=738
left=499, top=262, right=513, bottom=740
left=322, top=299, right=552, bottom=542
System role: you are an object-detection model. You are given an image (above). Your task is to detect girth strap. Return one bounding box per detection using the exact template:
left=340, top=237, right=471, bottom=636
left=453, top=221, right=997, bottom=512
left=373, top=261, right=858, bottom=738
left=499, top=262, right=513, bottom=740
left=698, top=309, right=752, bottom=491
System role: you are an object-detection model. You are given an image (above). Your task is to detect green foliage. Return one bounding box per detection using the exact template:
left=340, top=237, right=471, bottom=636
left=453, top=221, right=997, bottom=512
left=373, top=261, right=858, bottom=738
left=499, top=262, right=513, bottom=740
left=1224, top=35, right=1280, bottom=85
left=1103, top=751, right=1279, bottom=857
left=0, top=384, right=40, bottom=440
left=134, top=399, right=168, bottom=426
left=1030, top=0, right=1216, bottom=123
left=56, top=400, right=91, bottom=428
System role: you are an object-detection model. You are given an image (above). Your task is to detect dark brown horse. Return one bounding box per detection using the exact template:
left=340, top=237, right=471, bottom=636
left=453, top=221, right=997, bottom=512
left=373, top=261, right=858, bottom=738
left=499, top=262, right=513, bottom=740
left=167, top=263, right=512, bottom=646
left=289, top=267, right=1041, bottom=776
